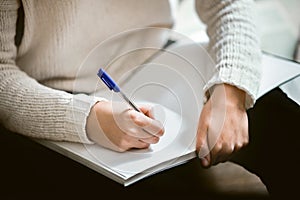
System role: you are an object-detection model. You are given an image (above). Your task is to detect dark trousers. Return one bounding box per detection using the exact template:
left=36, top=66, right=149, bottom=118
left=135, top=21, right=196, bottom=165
left=0, top=88, right=299, bottom=199
left=231, top=87, right=300, bottom=199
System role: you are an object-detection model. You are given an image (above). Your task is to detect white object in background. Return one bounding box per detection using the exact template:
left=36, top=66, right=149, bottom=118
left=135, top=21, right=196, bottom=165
left=294, top=27, right=300, bottom=63
left=280, top=76, right=300, bottom=105
left=258, top=53, right=300, bottom=99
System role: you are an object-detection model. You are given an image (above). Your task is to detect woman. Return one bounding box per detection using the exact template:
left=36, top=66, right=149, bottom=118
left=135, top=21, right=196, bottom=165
left=2, top=0, right=277, bottom=198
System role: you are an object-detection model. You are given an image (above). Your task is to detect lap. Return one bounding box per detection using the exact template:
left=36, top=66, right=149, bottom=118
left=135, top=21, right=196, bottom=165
left=0, top=126, right=267, bottom=199
left=231, top=87, right=300, bottom=198
left=2, top=87, right=296, bottom=199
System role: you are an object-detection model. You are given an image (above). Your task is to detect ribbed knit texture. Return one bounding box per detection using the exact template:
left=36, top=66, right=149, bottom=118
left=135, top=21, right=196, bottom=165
left=0, top=0, right=261, bottom=143
left=196, top=0, right=262, bottom=108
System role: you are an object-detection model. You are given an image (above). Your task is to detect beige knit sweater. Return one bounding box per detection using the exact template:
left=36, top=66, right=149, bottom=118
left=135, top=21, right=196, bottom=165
left=0, top=0, right=261, bottom=144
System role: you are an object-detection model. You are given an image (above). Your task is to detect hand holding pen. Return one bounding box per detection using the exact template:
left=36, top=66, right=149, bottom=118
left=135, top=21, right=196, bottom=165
left=86, top=68, right=164, bottom=152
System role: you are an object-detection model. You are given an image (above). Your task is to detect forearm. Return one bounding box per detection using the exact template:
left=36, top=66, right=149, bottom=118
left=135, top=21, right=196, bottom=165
left=0, top=1, right=97, bottom=143
left=195, top=0, right=262, bottom=109
left=0, top=66, right=98, bottom=143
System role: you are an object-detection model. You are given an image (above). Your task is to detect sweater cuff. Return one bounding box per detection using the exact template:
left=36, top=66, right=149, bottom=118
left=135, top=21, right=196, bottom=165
left=65, top=94, right=107, bottom=144
left=203, top=64, right=261, bottom=110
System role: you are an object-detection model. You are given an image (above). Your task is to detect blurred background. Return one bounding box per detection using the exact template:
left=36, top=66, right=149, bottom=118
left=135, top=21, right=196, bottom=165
left=172, top=0, right=300, bottom=63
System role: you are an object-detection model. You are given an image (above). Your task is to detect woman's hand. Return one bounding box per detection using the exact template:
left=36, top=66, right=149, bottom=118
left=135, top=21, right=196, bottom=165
left=196, top=84, right=249, bottom=167
left=87, top=101, right=164, bottom=152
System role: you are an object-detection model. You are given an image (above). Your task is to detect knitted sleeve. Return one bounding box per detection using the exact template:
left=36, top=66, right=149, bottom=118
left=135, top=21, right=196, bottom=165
left=195, top=0, right=262, bottom=109
left=0, top=0, right=99, bottom=144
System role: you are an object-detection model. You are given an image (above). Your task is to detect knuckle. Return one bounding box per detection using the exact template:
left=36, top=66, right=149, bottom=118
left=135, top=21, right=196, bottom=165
left=144, top=136, right=160, bottom=144
left=235, top=142, right=244, bottom=150
left=129, top=112, right=138, bottom=122
left=197, top=138, right=206, bottom=146
left=117, top=139, right=130, bottom=150
left=114, top=140, right=129, bottom=152
left=116, top=147, right=127, bottom=152
left=128, top=128, right=140, bottom=137
left=214, top=142, right=222, bottom=152
left=137, top=120, right=147, bottom=127
left=226, top=147, right=234, bottom=154
left=152, top=136, right=160, bottom=144
left=131, top=114, right=149, bottom=127
left=197, top=123, right=208, bottom=134
left=222, top=143, right=233, bottom=154
left=156, top=127, right=164, bottom=137
left=142, top=143, right=150, bottom=149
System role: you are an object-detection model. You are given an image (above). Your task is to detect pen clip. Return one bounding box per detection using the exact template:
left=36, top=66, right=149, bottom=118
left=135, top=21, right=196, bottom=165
left=97, top=68, right=141, bottom=113
left=98, top=68, right=120, bottom=92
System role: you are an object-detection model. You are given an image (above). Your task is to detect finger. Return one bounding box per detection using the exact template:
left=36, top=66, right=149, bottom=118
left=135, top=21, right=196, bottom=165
left=239, top=122, right=249, bottom=149
left=134, top=140, right=150, bottom=149
left=129, top=110, right=164, bottom=137
left=121, top=135, right=150, bottom=150
left=210, top=142, right=223, bottom=165
left=139, top=136, right=160, bottom=144
left=232, top=138, right=247, bottom=155
left=198, top=144, right=211, bottom=168
left=202, top=154, right=211, bottom=168
left=142, top=120, right=164, bottom=137
left=196, top=120, right=211, bottom=168
left=139, top=105, right=154, bottom=118
left=140, top=104, right=166, bottom=128
left=212, top=143, right=234, bottom=165
left=123, top=126, right=154, bottom=139
left=197, top=125, right=209, bottom=158
left=234, top=141, right=244, bottom=153
left=196, top=106, right=210, bottom=158
left=215, top=128, right=248, bottom=163
left=138, top=104, right=166, bottom=136
left=121, top=110, right=155, bottom=138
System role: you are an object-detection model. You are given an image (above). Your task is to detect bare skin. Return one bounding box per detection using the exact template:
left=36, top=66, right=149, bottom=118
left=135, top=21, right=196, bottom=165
left=196, top=83, right=249, bottom=167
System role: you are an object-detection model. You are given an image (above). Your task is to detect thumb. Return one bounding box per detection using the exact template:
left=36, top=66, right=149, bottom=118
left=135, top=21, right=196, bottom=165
left=197, top=126, right=210, bottom=159
left=197, top=129, right=211, bottom=167
left=196, top=106, right=211, bottom=167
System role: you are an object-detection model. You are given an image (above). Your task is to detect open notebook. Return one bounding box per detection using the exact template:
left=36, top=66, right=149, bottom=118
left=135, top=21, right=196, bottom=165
left=36, top=43, right=300, bottom=186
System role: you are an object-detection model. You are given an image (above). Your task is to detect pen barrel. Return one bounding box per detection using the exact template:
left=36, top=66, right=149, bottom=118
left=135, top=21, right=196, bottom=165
left=119, top=91, right=142, bottom=113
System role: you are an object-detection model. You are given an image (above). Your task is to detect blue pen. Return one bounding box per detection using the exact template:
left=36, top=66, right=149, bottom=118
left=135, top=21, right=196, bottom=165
left=97, top=68, right=142, bottom=112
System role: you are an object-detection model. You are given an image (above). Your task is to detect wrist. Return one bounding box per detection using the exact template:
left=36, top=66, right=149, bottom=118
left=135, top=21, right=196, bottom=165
left=211, top=84, right=246, bottom=110
left=224, top=83, right=246, bottom=110
left=86, top=100, right=108, bottom=142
